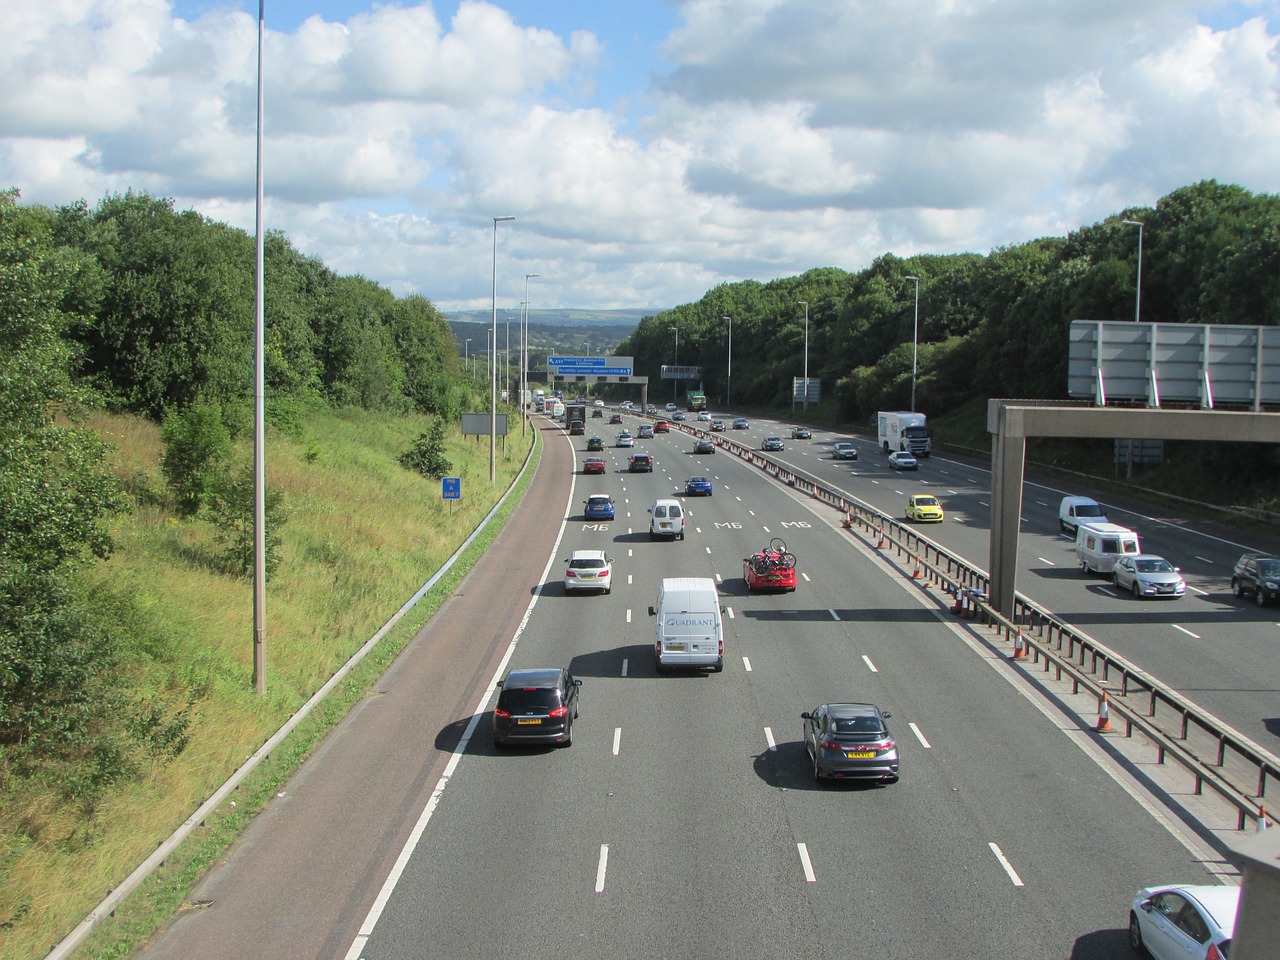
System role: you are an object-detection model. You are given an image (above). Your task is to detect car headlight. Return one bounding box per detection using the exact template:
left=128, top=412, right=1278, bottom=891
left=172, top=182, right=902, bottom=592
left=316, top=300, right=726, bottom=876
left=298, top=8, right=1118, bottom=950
left=1263, top=579, right=1280, bottom=590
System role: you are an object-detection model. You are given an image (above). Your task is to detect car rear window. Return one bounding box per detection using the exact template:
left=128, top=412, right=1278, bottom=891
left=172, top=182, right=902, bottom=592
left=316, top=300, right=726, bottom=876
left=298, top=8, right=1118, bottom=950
left=570, top=558, right=605, bottom=570
left=498, top=687, right=561, bottom=712
left=668, top=504, right=682, bottom=517
left=833, top=717, right=884, bottom=736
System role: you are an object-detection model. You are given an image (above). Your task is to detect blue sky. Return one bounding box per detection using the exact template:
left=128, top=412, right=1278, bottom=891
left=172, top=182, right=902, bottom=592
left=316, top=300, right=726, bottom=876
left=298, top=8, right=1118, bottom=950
left=5, top=1, right=1280, bottom=311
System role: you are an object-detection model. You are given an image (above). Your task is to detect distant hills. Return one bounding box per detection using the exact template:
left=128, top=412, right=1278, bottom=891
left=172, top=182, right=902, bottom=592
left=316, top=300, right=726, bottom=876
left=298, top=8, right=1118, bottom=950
left=445, top=307, right=658, bottom=328
left=446, top=308, right=658, bottom=359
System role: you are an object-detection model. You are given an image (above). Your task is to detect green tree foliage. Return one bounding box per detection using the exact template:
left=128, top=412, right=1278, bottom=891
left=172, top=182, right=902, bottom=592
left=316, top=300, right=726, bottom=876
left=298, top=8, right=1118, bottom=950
left=0, top=188, right=129, bottom=760
left=161, top=402, right=234, bottom=516
left=399, top=417, right=453, bottom=479
left=206, top=467, right=287, bottom=580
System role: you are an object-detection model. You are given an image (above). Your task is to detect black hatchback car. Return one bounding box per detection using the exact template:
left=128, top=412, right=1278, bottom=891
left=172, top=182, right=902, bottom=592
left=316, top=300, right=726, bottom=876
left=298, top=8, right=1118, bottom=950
left=629, top=453, right=654, bottom=472
left=801, top=702, right=899, bottom=783
left=493, top=668, right=580, bottom=747
left=1232, top=553, right=1280, bottom=607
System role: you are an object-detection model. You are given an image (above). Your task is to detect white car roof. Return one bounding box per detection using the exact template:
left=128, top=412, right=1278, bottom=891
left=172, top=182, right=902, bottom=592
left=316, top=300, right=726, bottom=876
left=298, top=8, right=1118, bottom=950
left=570, top=548, right=608, bottom=561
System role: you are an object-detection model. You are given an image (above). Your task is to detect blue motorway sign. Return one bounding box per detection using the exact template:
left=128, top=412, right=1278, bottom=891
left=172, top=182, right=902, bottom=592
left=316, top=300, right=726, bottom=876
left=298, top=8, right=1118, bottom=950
left=548, top=355, right=634, bottom=376
left=441, top=477, right=461, bottom=500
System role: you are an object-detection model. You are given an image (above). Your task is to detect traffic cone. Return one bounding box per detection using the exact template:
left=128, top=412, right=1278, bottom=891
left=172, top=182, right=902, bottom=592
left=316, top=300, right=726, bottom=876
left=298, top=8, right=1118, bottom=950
left=1095, top=689, right=1114, bottom=733
left=951, top=588, right=964, bottom=615
left=912, top=556, right=922, bottom=579
left=1258, top=805, right=1269, bottom=834
left=876, top=528, right=886, bottom=549
left=842, top=510, right=853, bottom=529
left=1010, top=629, right=1028, bottom=660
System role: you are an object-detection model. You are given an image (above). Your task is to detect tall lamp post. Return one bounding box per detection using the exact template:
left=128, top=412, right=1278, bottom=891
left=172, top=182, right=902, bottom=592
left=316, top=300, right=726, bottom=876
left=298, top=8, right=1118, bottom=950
left=491, top=216, right=516, bottom=483
left=669, top=326, right=679, bottom=403
left=1123, top=219, right=1143, bottom=323
left=723, top=316, right=732, bottom=408
left=797, top=300, right=809, bottom=412
left=464, top=338, right=472, bottom=379
left=522, top=273, right=539, bottom=436
left=904, top=276, right=920, bottom=412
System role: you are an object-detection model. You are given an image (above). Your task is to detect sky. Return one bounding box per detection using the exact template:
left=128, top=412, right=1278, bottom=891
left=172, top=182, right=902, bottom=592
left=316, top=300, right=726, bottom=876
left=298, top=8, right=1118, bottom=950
left=3, top=1, right=1279, bottom=312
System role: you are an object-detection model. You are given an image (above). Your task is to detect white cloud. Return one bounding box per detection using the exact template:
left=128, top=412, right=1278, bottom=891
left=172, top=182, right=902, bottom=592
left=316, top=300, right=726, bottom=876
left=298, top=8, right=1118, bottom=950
left=1, top=1, right=1278, bottom=310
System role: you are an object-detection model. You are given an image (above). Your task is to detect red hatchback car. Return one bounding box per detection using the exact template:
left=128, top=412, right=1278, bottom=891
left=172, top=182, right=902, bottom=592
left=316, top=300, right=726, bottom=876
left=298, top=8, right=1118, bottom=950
left=583, top=457, right=607, bottom=474
left=654, top=420, right=670, bottom=433
left=743, top=538, right=797, bottom=592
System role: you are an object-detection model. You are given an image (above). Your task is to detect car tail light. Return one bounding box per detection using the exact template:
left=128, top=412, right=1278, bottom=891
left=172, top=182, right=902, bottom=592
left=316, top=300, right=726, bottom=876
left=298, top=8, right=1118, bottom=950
left=819, top=739, right=843, bottom=752
left=718, top=638, right=723, bottom=657
left=598, top=569, right=609, bottom=577
left=494, top=708, right=510, bottom=719
left=565, top=570, right=577, bottom=577
left=548, top=705, right=569, bottom=718
left=1205, top=945, right=1225, bottom=960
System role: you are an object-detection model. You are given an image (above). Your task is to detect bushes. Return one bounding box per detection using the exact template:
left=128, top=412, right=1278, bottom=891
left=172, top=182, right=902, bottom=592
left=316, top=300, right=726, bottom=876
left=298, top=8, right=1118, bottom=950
left=398, top=417, right=453, bottom=479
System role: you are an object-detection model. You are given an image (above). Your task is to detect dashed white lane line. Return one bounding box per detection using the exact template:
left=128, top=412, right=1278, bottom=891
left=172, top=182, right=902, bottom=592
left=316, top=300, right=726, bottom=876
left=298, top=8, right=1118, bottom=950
left=706, top=546, right=712, bottom=554
left=764, top=727, right=776, bottom=751
left=988, top=842, right=1024, bottom=887
left=742, top=656, right=753, bottom=672
left=612, top=728, right=622, bottom=756
left=626, top=609, right=632, bottom=624
left=762, top=525, right=771, bottom=533
left=1195, top=555, right=1213, bottom=564
left=627, top=574, right=633, bottom=585
left=621, top=658, right=629, bottom=677
left=1174, top=624, right=1202, bottom=639
left=829, top=609, right=840, bottom=621
left=801, top=572, right=812, bottom=582
left=727, top=607, right=735, bottom=619
left=862, top=655, right=878, bottom=673
left=909, top=722, right=931, bottom=748
left=1188, top=585, right=1210, bottom=596
left=595, top=844, right=609, bottom=893
left=1038, top=557, right=1055, bottom=566
left=797, top=843, right=817, bottom=882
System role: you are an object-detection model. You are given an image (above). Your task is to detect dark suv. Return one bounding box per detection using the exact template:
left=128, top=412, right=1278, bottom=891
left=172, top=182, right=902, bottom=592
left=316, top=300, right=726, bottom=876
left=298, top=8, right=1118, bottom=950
left=493, top=668, right=581, bottom=747
left=1231, top=553, right=1280, bottom=607
left=629, top=453, right=654, bottom=473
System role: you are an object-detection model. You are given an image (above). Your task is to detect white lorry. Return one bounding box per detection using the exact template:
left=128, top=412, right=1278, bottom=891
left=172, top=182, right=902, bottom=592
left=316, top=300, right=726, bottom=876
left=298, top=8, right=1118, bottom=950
left=878, top=411, right=931, bottom=457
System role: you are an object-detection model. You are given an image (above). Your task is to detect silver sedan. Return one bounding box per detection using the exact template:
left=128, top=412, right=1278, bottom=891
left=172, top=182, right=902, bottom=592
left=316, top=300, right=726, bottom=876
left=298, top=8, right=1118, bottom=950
left=1112, top=554, right=1186, bottom=599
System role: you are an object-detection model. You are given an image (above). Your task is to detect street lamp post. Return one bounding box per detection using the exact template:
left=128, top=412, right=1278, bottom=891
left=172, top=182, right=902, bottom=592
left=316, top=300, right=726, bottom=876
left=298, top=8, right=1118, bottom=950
left=904, top=276, right=920, bottom=412
left=797, top=300, right=809, bottom=412
left=723, top=316, right=732, bottom=408
left=464, top=338, right=472, bottom=378
left=491, top=216, right=516, bottom=483
left=1123, top=219, right=1144, bottom=323
left=669, top=326, right=679, bottom=403
left=522, top=274, right=539, bottom=436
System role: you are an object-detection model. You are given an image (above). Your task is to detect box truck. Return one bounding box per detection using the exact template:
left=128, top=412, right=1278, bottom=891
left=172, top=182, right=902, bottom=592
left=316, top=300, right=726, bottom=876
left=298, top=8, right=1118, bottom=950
left=878, top=411, right=931, bottom=457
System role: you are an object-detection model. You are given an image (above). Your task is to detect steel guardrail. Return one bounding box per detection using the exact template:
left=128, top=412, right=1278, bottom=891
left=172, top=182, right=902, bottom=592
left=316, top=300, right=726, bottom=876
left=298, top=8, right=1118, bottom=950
left=648, top=412, right=1279, bottom=830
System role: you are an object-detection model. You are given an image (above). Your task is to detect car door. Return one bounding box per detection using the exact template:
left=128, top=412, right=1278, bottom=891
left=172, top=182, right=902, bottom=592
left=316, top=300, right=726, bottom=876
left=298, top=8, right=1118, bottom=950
left=1141, top=892, right=1196, bottom=960
left=804, top=707, right=824, bottom=758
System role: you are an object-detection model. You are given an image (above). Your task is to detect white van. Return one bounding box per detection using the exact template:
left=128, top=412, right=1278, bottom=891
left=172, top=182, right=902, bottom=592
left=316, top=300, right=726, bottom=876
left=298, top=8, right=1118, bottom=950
left=1075, top=522, right=1141, bottom=575
left=649, top=577, right=724, bottom=672
left=648, top=498, right=686, bottom=540
left=1059, top=496, right=1108, bottom=534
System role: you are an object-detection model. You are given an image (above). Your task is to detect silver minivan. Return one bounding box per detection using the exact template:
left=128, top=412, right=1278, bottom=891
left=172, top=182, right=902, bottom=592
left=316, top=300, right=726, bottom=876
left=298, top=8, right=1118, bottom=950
left=648, top=499, right=685, bottom=540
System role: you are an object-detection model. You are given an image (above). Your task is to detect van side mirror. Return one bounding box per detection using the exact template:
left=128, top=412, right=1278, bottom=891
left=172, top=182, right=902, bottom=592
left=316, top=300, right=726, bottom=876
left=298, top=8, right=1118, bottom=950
left=648, top=606, right=657, bottom=616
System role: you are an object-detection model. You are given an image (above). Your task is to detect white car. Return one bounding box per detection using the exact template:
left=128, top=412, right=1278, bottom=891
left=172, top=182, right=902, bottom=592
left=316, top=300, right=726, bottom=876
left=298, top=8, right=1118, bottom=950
left=665, top=402, right=678, bottom=411
left=1129, top=884, right=1238, bottom=960
left=697, top=411, right=712, bottom=421
left=593, top=398, right=605, bottom=407
left=564, top=549, right=612, bottom=594
left=1112, top=555, right=1186, bottom=599
left=887, top=451, right=918, bottom=470
left=616, top=433, right=634, bottom=448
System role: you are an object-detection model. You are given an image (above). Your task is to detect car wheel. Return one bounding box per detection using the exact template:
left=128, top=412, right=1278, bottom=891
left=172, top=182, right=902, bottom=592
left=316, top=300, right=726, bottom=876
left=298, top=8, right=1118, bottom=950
left=1059, top=520, right=1069, bottom=533
left=1128, top=912, right=1145, bottom=955
left=679, top=530, right=685, bottom=541
left=1081, top=561, right=1091, bottom=575
left=1232, top=578, right=1244, bottom=598
left=812, top=751, right=823, bottom=782
left=1132, top=581, right=1142, bottom=599
left=1258, top=588, right=1268, bottom=607
left=605, top=587, right=612, bottom=595
left=561, top=723, right=573, bottom=748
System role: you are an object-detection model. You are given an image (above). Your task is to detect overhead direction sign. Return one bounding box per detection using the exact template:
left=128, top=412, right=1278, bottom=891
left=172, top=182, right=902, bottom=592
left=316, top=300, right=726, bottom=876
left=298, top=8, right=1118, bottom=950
left=548, top=355, right=634, bottom=377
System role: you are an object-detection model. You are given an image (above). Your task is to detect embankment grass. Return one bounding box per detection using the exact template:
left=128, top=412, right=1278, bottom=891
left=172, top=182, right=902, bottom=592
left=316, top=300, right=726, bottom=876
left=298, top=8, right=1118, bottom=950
left=0, top=407, right=537, bottom=960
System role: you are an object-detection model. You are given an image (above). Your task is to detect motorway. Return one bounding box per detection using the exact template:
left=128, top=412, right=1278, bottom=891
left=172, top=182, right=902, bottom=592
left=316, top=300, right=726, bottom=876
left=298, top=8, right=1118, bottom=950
left=347, top=410, right=1238, bottom=960
left=700, top=411, right=1280, bottom=754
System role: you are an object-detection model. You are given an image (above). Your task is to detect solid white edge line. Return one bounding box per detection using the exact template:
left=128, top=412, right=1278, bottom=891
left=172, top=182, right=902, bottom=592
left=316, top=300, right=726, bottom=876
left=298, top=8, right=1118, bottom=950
left=764, top=727, right=776, bottom=751
left=595, top=844, right=609, bottom=893
left=343, top=436, right=580, bottom=960
left=797, top=842, right=817, bottom=882
left=862, top=655, right=878, bottom=673
left=909, top=722, right=931, bottom=748
left=742, top=656, right=752, bottom=672
left=612, top=727, right=622, bottom=756
left=988, top=842, right=1025, bottom=887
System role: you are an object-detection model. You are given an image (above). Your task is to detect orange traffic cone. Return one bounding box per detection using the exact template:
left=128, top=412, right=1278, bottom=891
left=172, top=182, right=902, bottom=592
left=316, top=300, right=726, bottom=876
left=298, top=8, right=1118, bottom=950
left=911, top=556, right=923, bottom=578
left=876, top=528, right=886, bottom=549
left=1096, top=689, right=1114, bottom=733
left=1011, top=629, right=1028, bottom=661
left=1258, top=805, right=1269, bottom=834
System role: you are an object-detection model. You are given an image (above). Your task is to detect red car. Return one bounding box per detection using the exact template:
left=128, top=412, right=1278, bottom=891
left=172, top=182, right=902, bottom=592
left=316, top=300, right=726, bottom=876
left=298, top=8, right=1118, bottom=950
left=743, top=538, right=797, bottom=592
left=583, top=457, right=607, bottom=474
left=654, top=420, right=670, bottom=433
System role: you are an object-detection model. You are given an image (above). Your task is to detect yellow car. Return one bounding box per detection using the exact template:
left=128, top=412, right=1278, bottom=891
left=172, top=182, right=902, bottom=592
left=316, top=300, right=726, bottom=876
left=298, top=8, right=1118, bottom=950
left=906, top=494, right=944, bottom=523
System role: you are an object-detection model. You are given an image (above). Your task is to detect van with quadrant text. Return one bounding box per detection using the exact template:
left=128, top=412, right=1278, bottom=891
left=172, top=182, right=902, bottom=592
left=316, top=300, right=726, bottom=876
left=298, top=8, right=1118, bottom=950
left=1075, top=522, right=1140, bottom=575
left=649, top=578, right=724, bottom=672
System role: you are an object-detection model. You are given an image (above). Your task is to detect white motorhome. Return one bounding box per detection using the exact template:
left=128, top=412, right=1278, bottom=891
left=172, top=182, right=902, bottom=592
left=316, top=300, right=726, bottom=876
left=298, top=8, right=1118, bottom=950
left=1075, top=522, right=1141, bottom=575
left=649, top=578, right=724, bottom=672
left=877, top=411, right=931, bottom=456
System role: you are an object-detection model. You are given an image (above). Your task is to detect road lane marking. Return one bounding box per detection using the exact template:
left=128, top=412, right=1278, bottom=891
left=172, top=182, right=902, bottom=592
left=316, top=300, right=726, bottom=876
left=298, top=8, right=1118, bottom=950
left=706, top=546, right=712, bottom=554
left=1174, top=624, right=1202, bottom=639
left=742, top=656, right=752, bottom=672
left=801, top=572, right=811, bottom=582
left=612, top=728, right=622, bottom=756
left=595, top=844, right=609, bottom=893
left=862, top=655, right=877, bottom=673
left=1100, top=587, right=1118, bottom=597
left=988, top=842, right=1024, bottom=887
left=764, top=727, right=776, bottom=751
left=621, top=658, right=628, bottom=677
left=909, top=722, right=931, bottom=748
left=627, top=574, right=633, bottom=585
left=829, top=609, right=840, bottom=621
left=978, top=500, right=989, bottom=507
left=1195, top=555, right=1213, bottom=564
left=762, top=525, right=771, bottom=533
left=797, top=843, right=817, bottom=882
left=626, top=609, right=632, bottom=624
left=727, top=607, right=735, bottom=619
left=1188, top=585, right=1210, bottom=596
left=715, top=572, right=723, bottom=583
left=1038, top=557, right=1055, bottom=566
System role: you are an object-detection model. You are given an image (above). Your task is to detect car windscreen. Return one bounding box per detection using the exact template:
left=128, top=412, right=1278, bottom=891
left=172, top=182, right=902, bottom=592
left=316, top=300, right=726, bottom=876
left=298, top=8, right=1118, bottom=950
left=1135, top=559, right=1173, bottom=572
left=1257, top=560, right=1280, bottom=576
left=497, top=688, right=560, bottom=712
left=1076, top=503, right=1105, bottom=518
